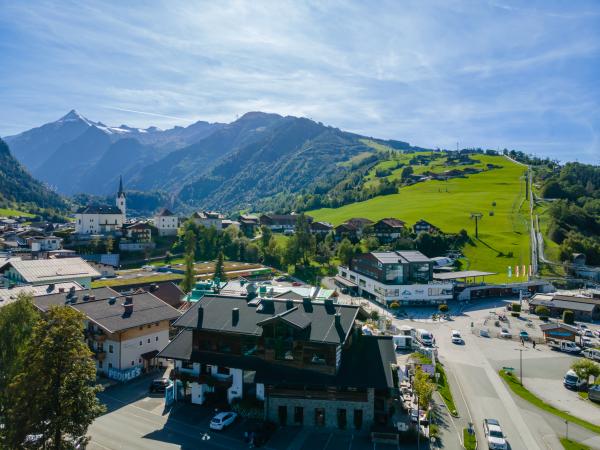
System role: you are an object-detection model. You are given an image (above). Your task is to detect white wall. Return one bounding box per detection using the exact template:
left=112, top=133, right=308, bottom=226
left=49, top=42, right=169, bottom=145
left=339, top=267, right=453, bottom=305
left=227, top=368, right=243, bottom=403
left=154, top=216, right=179, bottom=236
left=119, top=328, right=169, bottom=370
left=75, top=213, right=124, bottom=234
left=256, top=383, right=265, bottom=401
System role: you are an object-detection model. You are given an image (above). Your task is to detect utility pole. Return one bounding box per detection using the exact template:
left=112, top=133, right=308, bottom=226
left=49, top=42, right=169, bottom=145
left=519, top=348, right=523, bottom=385
left=470, top=213, right=483, bottom=239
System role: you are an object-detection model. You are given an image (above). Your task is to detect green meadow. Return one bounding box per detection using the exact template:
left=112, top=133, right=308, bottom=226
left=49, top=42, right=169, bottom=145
left=309, top=153, right=530, bottom=283
left=0, top=208, right=34, bottom=217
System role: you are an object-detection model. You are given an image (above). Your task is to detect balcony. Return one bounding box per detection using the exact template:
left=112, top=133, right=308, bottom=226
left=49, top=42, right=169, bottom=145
left=85, top=329, right=107, bottom=342
left=93, top=350, right=106, bottom=361
left=170, top=369, right=233, bottom=388
left=266, top=386, right=368, bottom=402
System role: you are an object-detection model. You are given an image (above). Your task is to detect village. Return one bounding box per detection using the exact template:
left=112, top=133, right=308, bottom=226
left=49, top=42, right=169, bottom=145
left=1, top=179, right=600, bottom=450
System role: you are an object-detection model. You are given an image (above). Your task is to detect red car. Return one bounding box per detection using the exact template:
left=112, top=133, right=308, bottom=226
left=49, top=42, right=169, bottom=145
left=292, top=282, right=302, bottom=286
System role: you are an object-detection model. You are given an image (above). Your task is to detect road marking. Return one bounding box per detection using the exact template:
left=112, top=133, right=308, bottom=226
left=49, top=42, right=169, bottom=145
left=322, top=432, right=334, bottom=450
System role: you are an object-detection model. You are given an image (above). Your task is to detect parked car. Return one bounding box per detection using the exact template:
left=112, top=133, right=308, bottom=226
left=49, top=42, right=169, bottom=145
left=588, top=384, right=600, bottom=403
left=583, top=330, right=595, bottom=338
left=292, top=282, right=302, bottom=286
left=519, top=331, right=530, bottom=341
left=209, top=412, right=238, bottom=430
left=243, top=420, right=277, bottom=447
left=480, top=328, right=490, bottom=338
left=500, top=328, right=512, bottom=339
left=149, top=378, right=171, bottom=393
left=451, top=330, right=464, bottom=345
left=483, top=418, right=508, bottom=450
left=583, top=348, right=600, bottom=362
left=563, top=369, right=586, bottom=390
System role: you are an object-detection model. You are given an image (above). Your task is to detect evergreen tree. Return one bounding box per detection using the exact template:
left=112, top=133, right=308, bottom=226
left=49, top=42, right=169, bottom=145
left=294, top=214, right=316, bottom=265
left=260, top=225, right=273, bottom=250
left=181, top=229, right=196, bottom=293
left=6, top=306, right=105, bottom=449
left=214, top=249, right=226, bottom=281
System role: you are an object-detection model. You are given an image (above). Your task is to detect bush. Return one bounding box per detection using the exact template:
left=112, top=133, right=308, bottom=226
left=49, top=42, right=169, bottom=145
left=511, top=303, right=521, bottom=313
left=439, top=304, right=449, bottom=313
left=535, top=305, right=550, bottom=318
left=389, top=301, right=400, bottom=310
left=511, top=312, right=520, bottom=317
left=369, top=310, right=380, bottom=321
left=563, top=310, right=575, bottom=325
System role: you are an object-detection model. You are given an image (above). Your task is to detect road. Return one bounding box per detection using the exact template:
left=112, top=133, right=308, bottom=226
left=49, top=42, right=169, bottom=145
left=400, top=299, right=600, bottom=450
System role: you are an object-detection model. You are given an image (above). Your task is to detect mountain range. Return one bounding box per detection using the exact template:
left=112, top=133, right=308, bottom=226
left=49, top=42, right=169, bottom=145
left=0, top=138, right=66, bottom=211
left=3, top=111, right=426, bottom=213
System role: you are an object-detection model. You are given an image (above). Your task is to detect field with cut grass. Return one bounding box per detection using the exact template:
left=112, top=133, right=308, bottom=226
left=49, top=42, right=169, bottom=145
left=309, top=153, right=530, bottom=282
left=0, top=208, right=35, bottom=217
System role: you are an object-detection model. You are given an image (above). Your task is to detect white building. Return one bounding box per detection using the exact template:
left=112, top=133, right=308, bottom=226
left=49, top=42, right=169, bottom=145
left=154, top=208, right=179, bottom=236
left=33, top=286, right=181, bottom=380
left=74, top=177, right=126, bottom=234
left=191, top=211, right=224, bottom=230
left=28, top=236, right=63, bottom=252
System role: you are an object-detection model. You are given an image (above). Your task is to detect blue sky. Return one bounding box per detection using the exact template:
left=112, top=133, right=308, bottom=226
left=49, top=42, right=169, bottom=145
left=1, top=0, right=599, bottom=163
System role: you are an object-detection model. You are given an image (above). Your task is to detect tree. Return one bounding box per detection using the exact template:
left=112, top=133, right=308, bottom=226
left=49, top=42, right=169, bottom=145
left=294, top=214, right=316, bottom=265
left=439, top=304, right=449, bottom=313
left=534, top=305, right=550, bottom=318
left=181, top=229, right=196, bottom=293
left=413, top=366, right=435, bottom=409
left=571, top=359, right=600, bottom=386
left=262, top=236, right=281, bottom=267
left=337, top=238, right=355, bottom=267
left=365, top=236, right=380, bottom=251
left=315, top=241, right=332, bottom=267
left=511, top=303, right=521, bottom=313
left=0, top=295, right=40, bottom=441
left=90, top=234, right=101, bottom=252
left=6, top=306, right=105, bottom=449
left=260, top=225, right=273, bottom=250
left=283, top=236, right=301, bottom=267
left=105, top=235, right=114, bottom=254
left=214, top=249, right=226, bottom=281
left=401, top=166, right=414, bottom=181
left=562, top=310, right=575, bottom=325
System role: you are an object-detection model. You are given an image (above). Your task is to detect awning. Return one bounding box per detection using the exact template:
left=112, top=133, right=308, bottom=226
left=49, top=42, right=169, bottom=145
left=141, top=350, right=159, bottom=360
left=334, top=276, right=357, bottom=288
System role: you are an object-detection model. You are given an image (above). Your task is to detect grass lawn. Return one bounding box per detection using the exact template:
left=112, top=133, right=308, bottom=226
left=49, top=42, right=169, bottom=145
left=463, top=428, right=477, bottom=450
left=560, top=437, right=591, bottom=450
left=92, top=273, right=183, bottom=288
left=0, top=207, right=35, bottom=217
left=436, top=363, right=458, bottom=416
left=499, top=370, right=600, bottom=434
left=309, top=154, right=529, bottom=282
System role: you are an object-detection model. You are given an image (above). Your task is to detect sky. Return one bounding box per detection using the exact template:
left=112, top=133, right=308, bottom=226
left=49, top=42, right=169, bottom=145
left=1, top=0, right=599, bottom=163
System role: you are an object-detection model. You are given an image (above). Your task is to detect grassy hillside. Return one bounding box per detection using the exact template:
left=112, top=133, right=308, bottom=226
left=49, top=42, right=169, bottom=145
left=0, top=208, right=35, bottom=217
left=309, top=153, right=530, bottom=282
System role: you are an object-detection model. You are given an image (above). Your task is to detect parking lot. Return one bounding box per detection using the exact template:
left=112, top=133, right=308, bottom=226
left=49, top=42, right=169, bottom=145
left=88, top=372, right=403, bottom=450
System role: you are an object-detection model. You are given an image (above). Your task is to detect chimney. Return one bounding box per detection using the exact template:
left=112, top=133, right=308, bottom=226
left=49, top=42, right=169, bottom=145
left=58, top=287, right=65, bottom=293
left=150, top=283, right=159, bottom=292
left=286, top=299, right=294, bottom=309
left=232, top=307, right=239, bottom=325
left=89, top=295, right=96, bottom=301
left=335, top=312, right=341, bottom=325
left=83, top=294, right=90, bottom=301
left=124, top=295, right=133, bottom=304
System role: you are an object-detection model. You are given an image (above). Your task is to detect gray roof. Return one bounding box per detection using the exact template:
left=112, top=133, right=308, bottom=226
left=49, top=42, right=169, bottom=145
left=540, top=322, right=579, bottom=332
left=33, top=286, right=181, bottom=333
left=529, top=298, right=598, bottom=313
left=0, top=282, right=83, bottom=307
left=76, top=205, right=123, bottom=214
left=173, top=295, right=359, bottom=345
left=159, top=329, right=395, bottom=390
left=371, top=250, right=431, bottom=264
left=0, top=257, right=100, bottom=283
left=156, top=208, right=175, bottom=217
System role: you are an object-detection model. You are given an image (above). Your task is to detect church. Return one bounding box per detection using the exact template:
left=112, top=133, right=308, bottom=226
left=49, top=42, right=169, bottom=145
left=74, top=177, right=127, bottom=234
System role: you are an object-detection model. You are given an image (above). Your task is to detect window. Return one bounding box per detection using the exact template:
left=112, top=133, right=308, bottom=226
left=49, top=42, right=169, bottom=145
left=354, top=409, right=363, bottom=430
left=108, top=363, right=112, bottom=368
left=155, top=322, right=159, bottom=326
left=98, top=361, right=103, bottom=368
left=139, top=358, right=142, bottom=364
left=181, top=361, right=194, bottom=370
left=147, top=325, right=151, bottom=329
left=217, top=366, right=229, bottom=375
left=337, top=409, right=347, bottom=429
left=131, top=361, right=135, bottom=366
left=294, top=407, right=304, bottom=425
left=109, top=345, right=113, bottom=353
left=139, top=326, right=143, bottom=331
left=155, top=336, right=159, bottom=341
left=278, top=406, right=287, bottom=426
left=147, top=338, right=150, bottom=344
left=315, top=408, right=325, bottom=427
left=139, top=341, right=142, bottom=346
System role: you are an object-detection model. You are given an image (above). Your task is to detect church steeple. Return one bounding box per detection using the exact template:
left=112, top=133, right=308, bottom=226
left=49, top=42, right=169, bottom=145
left=116, top=175, right=126, bottom=217
left=118, top=175, right=125, bottom=198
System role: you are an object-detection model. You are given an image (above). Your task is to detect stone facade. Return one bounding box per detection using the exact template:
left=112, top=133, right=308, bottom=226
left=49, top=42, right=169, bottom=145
left=265, top=388, right=375, bottom=430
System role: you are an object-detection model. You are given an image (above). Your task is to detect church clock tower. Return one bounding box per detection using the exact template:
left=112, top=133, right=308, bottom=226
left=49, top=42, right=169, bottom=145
left=116, top=175, right=126, bottom=218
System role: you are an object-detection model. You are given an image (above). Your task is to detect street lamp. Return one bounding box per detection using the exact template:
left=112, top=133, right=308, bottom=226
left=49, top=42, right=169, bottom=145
left=515, top=348, right=527, bottom=385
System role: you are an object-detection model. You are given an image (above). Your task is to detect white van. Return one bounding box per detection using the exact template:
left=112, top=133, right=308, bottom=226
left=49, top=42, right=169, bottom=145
left=583, top=348, right=600, bottom=362
left=563, top=369, right=585, bottom=390
left=416, top=329, right=434, bottom=347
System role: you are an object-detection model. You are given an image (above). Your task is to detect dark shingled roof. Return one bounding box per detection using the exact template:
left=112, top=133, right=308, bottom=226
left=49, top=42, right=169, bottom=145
left=173, top=295, right=359, bottom=345
left=159, top=330, right=395, bottom=390
left=112, top=281, right=184, bottom=308
left=33, top=286, right=181, bottom=333
left=76, top=205, right=122, bottom=214
left=156, top=208, right=175, bottom=217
